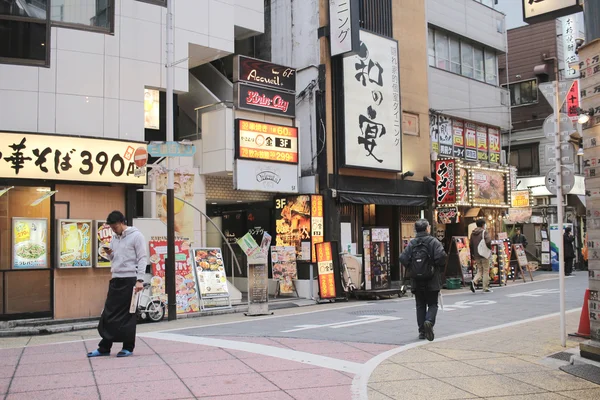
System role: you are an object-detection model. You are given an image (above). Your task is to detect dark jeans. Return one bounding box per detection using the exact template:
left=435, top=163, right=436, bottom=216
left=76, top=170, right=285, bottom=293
left=566, top=258, right=574, bottom=275
left=415, top=290, right=439, bottom=332
left=98, top=338, right=134, bottom=353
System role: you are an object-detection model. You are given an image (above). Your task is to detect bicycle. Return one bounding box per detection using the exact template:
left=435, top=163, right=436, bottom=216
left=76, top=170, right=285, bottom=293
left=137, top=283, right=166, bottom=322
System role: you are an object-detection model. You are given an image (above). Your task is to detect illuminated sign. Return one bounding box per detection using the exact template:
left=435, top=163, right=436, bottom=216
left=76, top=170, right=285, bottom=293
left=511, top=190, right=531, bottom=208
left=523, top=0, right=582, bottom=25
left=234, top=56, right=296, bottom=93
left=0, top=132, right=147, bottom=184
left=235, top=119, right=298, bottom=164
left=234, top=83, right=296, bottom=118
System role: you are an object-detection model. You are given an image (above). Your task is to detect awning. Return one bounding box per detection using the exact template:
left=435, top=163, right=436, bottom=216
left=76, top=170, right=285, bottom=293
left=465, top=207, right=481, bottom=218
left=516, top=175, right=585, bottom=196
left=338, top=190, right=429, bottom=206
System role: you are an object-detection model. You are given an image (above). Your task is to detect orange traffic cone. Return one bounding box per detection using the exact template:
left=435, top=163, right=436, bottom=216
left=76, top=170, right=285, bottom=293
left=569, top=289, right=591, bottom=339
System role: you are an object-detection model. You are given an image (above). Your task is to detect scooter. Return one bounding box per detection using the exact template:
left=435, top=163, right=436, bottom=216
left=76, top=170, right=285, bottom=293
left=137, top=283, right=166, bottom=323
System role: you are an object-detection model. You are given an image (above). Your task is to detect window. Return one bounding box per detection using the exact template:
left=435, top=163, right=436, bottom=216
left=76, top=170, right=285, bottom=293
left=507, top=144, right=539, bottom=176
left=358, top=0, right=393, bottom=38
left=0, top=0, right=49, bottom=65
left=136, top=0, right=166, bottom=5
left=50, top=0, right=113, bottom=31
left=506, top=79, right=538, bottom=106
left=428, top=27, right=500, bottom=86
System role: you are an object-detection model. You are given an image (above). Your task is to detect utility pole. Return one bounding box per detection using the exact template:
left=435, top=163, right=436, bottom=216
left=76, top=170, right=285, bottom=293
left=165, top=0, right=176, bottom=321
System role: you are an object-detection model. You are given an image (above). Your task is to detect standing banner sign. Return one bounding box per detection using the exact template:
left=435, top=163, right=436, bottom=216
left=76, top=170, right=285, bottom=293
left=444, top=237, right=472, bottom=284
left=316, top=242, right=336, bottom=299
left=191, top=248, right=231, bottom=311
left=511, top=244, right=533, bottom=282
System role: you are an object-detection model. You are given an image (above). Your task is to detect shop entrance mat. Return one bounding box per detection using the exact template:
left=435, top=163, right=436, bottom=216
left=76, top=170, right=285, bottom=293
left=560, top=364, right=600, bottom=385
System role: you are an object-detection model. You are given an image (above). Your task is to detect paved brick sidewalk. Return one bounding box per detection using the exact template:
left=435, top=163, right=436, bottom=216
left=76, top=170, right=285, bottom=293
left=368, top=312, right=600, bottom=400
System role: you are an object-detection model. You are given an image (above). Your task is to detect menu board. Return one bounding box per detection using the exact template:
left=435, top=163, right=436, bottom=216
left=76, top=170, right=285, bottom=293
left=271, top=246, right=297, bottom=294
left=96, top=221, right=113, bottom=268
left=149, top=237, right=199, bottom=314
left=513, top=244, right=528, bottom=268
left=316, top=242, right=336, bottom=299
left=191, top=248, right=230, bottom=299
left=58, top=220, right=92, bottom=268
left=12, top=218, right=48, bottom=269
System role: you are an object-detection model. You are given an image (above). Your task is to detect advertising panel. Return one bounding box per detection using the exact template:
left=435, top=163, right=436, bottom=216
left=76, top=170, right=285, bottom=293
left=452, top=120, right=465, bottom=159
left=0, top=132, right=147, bottom=184
left=235, top=119, right=298, bottom=164
left=523, top=0, right=582, bottom=24
left=488, top=127, right=501, bottom=164
left=57, top=220, right=93, bottom=268
left=12, top=218, right=48, bottom=269
left=191, top=248, right=230, bottom=299
left=343, top=30, right=401, bottom=171
left=458, top=168, right=469, bottom=204
left=437, top=207, right=459, bottom=224
left=271, top=246, right=297, bottom=294
left=96, top=221, right=113, bottom=268
left=234, top=159, right=299, bottom=193
left=471, top=169, right=508, bottom=206
left=315, top=242, right=336, bottom=299
left=274, top=195, right=313, bottom=261
left=234, top=82, right=296, bottom=118
left=476, top=125, right=489, bottom=162
left=465, top=123, right=477, bottom=161
left=311, top=195, right=324, bottom=263
left=234, top=55, right=296, bottom=92
left=435, top=159, right=456, bottom=205
left=511, top=190, right=531, bottom=208
left=437, top=115, right=453, bottom=157
left=155, top=170, right=195, bottom=240
left=368, top=228, right=391, bottom=290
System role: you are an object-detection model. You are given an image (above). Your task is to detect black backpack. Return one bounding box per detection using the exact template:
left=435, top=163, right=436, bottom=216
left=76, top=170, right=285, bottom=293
left=409, top=238, right=435, bottom=280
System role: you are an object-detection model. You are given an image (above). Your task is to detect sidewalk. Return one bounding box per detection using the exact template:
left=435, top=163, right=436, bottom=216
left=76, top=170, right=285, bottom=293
left=368, top=311, right=600, bottom=400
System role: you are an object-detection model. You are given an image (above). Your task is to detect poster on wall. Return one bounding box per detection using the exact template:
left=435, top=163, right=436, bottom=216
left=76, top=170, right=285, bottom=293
left=144, top=89, right=160, bottom=130
left=369, top=228, right=391, bottom=290
left=316, top=242, right=337, bottom=299
left=57, top=220, right=92, bottom=268
left=271, top=246, right=297, bottom=294
left=465, top=123, right=477, bottom=161
left=488, top=128, right=501, bottom=164
left=274, top=195, right=323, bottom=262
left=342, top=30, right=402, bottom=171
left=471, top=169, right=507, bottom=206
left=452, top=120, right=465, bottom=159
left=191, top=248, right=230, bottom=299
left=156, top=170, right=195, bottom=240
left=476, top=126, right=489, bottom=162
left=437, top=115, right=453, bottom=157
left=435, top=159, right=456, bottom=205
left=454, top=237, right=472, bottom=283
left=12, top=218, right=48, bottom=269
left=458, top=168, right=469, bottom=204
left=96, top=221, right=114, bottom=268
left=149, top=237, right=199, bottom=314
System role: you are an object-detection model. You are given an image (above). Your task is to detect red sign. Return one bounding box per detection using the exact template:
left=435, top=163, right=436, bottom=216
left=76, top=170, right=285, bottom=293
left=476, top=126, right=488, bottom=162
left=134, top=147, right=148, bottom=168
left=567, top=80, right=580, bottom=121
left=435, top=159, right=456, bottom=205
left=236, top=119, right=298, bottom=164
left=316, top=242, right=336, bottom=299
left=488, top=128, right=501, bottom=164
left=452, top=120, right=465, bottom=159
left=235, top=83, right=296, bottom=118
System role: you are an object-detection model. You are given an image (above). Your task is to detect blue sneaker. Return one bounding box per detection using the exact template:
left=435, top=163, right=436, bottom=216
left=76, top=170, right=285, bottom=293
left=87, top=349, right=110, bottom=358
left=117, top=350, right=133, bottom=357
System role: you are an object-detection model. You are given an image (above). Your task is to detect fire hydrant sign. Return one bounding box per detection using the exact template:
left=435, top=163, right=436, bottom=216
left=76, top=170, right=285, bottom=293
left=316, top=242, right=336, bottom=299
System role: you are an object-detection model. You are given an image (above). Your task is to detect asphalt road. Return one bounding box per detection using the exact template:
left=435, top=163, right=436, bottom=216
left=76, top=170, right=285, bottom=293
left=173, top=274, right=589, bottom=345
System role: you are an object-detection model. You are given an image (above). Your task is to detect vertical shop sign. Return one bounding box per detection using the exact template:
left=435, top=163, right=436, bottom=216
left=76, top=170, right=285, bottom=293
left=435, top=160, right=456, bottom=205
left=437, top=115, right=453, bottom=157
left=311, top=195, right=324, bottom=263
left=452, top=120, right=465, bottom=159
left=567, top=80, right=580, bottom=121
left=477, top=125, right=489, bottom=162
left=369, top=228, right=391, bottom=290
left=465, top=123, right=477, bottom=161
left=316, top=242, right=336, bottom=299
left=561, top=15, right=580, bottom=79
left=430, top=114, right=439, bottom=155
left=488, top=128, right=501, bottom=164
left=458, top=168, right=469, bottom=204
left=96, top=221, right=113, bottom=267
left=329, top=0, right=359, bottom=57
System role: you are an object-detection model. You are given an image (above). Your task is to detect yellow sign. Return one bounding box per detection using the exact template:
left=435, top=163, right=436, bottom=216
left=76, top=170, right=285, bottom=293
left=236, top=119, right=298, bottom=164
left=0, top=132, right=147, bottom=184
left=58, top=220, right=93, bottom=268
left=511, top=190, right=530, bottom=208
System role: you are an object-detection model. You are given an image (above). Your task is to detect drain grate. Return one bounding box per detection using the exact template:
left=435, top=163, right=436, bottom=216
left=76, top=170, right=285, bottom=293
left=560, top=364, right=600, bottom=385
left=347, top=309, right=397, bottom=316
left=548, top=352, right=573, bottom=362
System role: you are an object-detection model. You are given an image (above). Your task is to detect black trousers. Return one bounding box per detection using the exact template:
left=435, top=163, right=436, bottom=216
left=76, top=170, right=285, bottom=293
left=97, top=277, right=137, bottom=352
left=565, top=258, right=574, bottom=276
left=414, top=290, right=439, bottom=332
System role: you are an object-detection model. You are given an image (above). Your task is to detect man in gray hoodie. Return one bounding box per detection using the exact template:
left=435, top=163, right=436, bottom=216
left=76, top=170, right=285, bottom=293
left=87, top=211, right=147, bottom=358
left=469, top=219, right=493, bottom=293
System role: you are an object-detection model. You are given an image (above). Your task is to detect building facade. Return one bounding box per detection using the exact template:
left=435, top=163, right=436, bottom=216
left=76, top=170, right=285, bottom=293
left=0, top=0, right=265, bottom=320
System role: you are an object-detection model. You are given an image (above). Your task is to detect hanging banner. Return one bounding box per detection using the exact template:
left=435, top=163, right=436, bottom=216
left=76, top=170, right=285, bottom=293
left=12, top=218, right=48, bottom=269
left=452, top=120, right=465, bottom=159
left=477, top=125, right=489, bottom=162
left=437, top=115, right=453, bottom=157
left=156, top=170, right=195, bottom=240
left=511, top=190, right=531, bottom=208
left=271, top=246, right=297, bottom=294
left=488, top=128, right=501, bottom=164
left=316, top=242, right=336, bottom=299
left=435, top=159, right=456, bottom=205
left=465, top=123, right=477, bottom=161
left=96, top=221, right=114, bottom=267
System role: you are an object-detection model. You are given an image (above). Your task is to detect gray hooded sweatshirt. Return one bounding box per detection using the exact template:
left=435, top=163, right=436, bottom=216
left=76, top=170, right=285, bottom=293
left=107, top=227, right=147, bottom=280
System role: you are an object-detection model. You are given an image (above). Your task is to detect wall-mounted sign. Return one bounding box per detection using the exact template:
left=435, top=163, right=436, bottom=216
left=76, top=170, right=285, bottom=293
left=567, top=80, right=580, bottom=121
left=0, top=132, right=147, bottom=184
left=476, top=125, right=488, bottom=162
left=437, top=207, right=459, bottom=224
left=470, top=168, right=508, bottom=207
left=329, top=0, right=360, bottom=57
left=12, top=218, right=48, bottom=269
left=579, top=53, right=600, bottom=80
left=57, top=219, right=93, bottom=268
left=511, top=190, right=531, bottom=208
left=452, top=120, right=465, bottom=159
left=311, top=195, right=324, bottom=263
left=523, top=0, right=582, bottom=25
left=234, top=55, right=296, bottom=93
left=438, top=115, right=453, bottom=157
left=488, top=127, right=501, bottom=164
left=96, top=221, right=114, bottom=268
left=234, top=159, right=298, bottom=193
left=274, top=195, right=323, bottom=262
left=430, top=114, right=439, bottom=155
left=235, top=119, right=298, bottom=164
left=465, top=123, right=477, bottom=161
left=435, top=159, right=456, bottom=205
left=561, top=16, right=580, bottom=79
left=342, top=30, right=401, bottom=171
left=234, top=83, right=296, bottom=118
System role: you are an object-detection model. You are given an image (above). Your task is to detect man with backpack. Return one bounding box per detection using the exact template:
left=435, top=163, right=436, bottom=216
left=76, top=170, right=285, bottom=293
left=469, top=219, right=492, bottom=293
left=400, top=219, right=447, bottom=341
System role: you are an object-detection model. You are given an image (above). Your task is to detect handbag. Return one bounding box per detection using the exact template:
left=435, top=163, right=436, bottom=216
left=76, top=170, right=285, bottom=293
left=477, top=238, right=492, bottom=259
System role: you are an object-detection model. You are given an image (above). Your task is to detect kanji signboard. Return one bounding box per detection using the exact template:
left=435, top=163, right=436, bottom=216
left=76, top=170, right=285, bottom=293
left=435, top=159, right=456, bottom=205
left=235, top=119, right=298, bottom=164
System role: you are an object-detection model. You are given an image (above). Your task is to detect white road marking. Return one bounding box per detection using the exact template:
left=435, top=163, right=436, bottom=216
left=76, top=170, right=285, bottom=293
left=280, top=315, right=402, bottom=332
left=442, top=299, right=497, bottom=312
left=350, top=307, right=581, bottom=400
left=506, top=288, right=561, bottom=297
left=139, top=331, right=362, bottom=374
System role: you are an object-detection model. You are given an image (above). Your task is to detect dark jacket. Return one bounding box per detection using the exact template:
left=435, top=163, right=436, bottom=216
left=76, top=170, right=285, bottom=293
left=400, top=231, right=447, bottom=292
left=512, top=233, right=528, bottom=247
left=470, top=227, right=491, bottom=260
left=564, top=233, right=575, bottom=259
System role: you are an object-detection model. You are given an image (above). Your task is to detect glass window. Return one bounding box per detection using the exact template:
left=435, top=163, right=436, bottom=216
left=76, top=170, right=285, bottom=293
left=428, top=28, right=435, bottom=67
left=485, top=49, right=497, bottom=85
left=449, top=37, right=460, bottom=74
left=507, top=144, right=539, bottom=176
left=50, top=0, right=113, bottom=30
left=461, top=42, right=474, bottom=78
left=0, top=0, right=48, bottom=19
left=508, top=79, right=538, bottom=106
left=0, top=19, right=47, bottom=61
left=435, top=31, right=449, bottom=71
left=473, top=46, right=484, bottom=82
